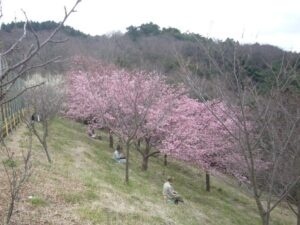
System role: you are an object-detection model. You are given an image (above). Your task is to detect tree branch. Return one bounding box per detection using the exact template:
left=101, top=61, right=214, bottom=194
left=1, top=0, right=81, bottom=81
left=146, top=150, right=160, bottom=158
left=269, top=176, right=300, bottom=213
left=0, top=56, right=61, bottom=88
left=1, top=82, right=45, bottom=105
left=287, top=200, right=298, bottom=216
left=1, top=22, right=27, bottom=57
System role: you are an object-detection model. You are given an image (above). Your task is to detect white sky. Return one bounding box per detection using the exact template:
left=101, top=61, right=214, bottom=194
left=1, top=0, right=300, bottom=52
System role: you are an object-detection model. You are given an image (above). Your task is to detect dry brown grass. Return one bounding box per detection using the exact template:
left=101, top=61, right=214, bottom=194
left=0, top=125, right=88, bottom=225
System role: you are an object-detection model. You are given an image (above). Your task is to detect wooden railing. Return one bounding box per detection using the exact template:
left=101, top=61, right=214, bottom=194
left=1, top=56, right=26, bottom=137
left=0, top=102, right=26, bottom=137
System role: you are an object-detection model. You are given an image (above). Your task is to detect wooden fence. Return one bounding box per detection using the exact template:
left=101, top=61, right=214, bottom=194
left=0, top=99, right=26, bottom=138
left=0, top=55, right=27, bottom=137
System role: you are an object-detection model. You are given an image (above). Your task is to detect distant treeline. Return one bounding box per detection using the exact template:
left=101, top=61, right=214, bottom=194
left=1, top=21, right=88, bottom=38
left=1, top=21, right=299, bottom=92
left=125, top=22, right=208, bottom=42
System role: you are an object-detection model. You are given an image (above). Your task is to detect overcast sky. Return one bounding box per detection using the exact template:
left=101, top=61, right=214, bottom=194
left=1, top=0, right=300, bottom=52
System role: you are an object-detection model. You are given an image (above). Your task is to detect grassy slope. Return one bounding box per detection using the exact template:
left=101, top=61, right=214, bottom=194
left=4, top=118, right=296, bottom=225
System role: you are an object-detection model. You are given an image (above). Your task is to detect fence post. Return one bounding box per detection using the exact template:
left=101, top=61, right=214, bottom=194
left=6, top=103, right=9, bottom=132
left=13, top=113, right=16, bottom=129
left=4, top=117, right=8, bottom=137
left=13, top=101, right=17, bottom=128
left=3, top=104, right=8, bottom=136
left=9, top=102, right=12, bottom=131
left=22, top=108, right=25, bottom=118
left=18, top=109, right=21, bottom=123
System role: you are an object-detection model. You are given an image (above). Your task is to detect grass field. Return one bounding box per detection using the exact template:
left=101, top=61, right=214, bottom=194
left=1, top=118, right=296, bottom=225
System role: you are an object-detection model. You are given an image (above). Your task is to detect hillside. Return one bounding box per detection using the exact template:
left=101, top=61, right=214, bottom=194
left=1, top=118, right=296, bottom=225
left=1, top=22, right=300, bottom=91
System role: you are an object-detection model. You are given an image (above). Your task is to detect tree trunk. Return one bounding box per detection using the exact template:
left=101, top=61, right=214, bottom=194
left=141, top=138, right=150, bottom=171
left=297, top=203, right=300, bottom=225
left=297, top=205, right=300, bottom=225
left=250, top=177, right=269, bottom=225
left=125, top=142, right=130, bottom=184
left=164, top=154, right=167, bottom=166
left=109, top=131, right=114, bottom=148
left=261, top=213, right=270, bottom=225
left=297, top=187, right=300, bottom=225
left=6, top=195, right=15, bottom=225
left=32, top=121, right=52, bottom=163
left=252, top=196, right=269, bottom=225
left=142, top=156, right=148, bottom=171
left=205, top=171, right=210, bottom=192
left=42, top=120, right=51, bottom=163
left=42, top=141, right=51, bottom=163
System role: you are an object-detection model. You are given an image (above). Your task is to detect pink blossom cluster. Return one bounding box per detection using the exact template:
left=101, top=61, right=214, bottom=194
left=160, top=97, right=238, bottom=171
left=66, top=58, right=240, bottom=173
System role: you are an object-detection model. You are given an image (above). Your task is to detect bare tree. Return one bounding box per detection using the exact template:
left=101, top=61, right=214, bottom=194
left=273, top=91, right=300, bottom=225
left=0, top=0, right=81, bottom=105
left=0, top=122, right=33, bottom=225
left=0, top=1, right=81, bottom=223
left=287, top=182, right=300, bottom=225
left=180, top=41, right=300, bottom=225
left=282, top=132, right=300, bottom=225
left=24, top=74, right=65, bottom=163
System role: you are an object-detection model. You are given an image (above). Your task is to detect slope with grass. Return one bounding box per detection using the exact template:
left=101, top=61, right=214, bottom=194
left=3, top=118, right=296, bottom=225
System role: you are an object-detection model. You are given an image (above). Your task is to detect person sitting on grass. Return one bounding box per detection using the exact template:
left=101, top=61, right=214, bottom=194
left=87, top=127, right=97, bottom=138
left=163, top=176, right=184, bottom=204
left=87, top=127, right=102, bottom=140
left=113, top=145, right=126, bottom=163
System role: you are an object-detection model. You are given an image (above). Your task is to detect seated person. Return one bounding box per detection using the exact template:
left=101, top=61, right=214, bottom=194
left=113, top=145, right=126, bottom=163
left=87, top=127, right=102, bottom=139
left=163, top=176, right=184, bottom=204
left=87, top=128, right=97, bottom=138
left=31, top=112, right=41, bottom=123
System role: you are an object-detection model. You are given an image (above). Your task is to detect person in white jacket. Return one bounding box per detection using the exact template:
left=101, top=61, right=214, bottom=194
left=163, top=176, right=184, bottom=204
left=113, top=145, right=126, bottom=163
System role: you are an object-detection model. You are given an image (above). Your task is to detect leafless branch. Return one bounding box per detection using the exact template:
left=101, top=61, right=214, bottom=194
left=287, top=199, right=298, bottom=216
left=22, top=10, right=40, bottom=49
left=49, top=38, right=69, bottom=44
left=1, top=22, right=28, bottom=57
left=0, top=126, right=33, bottom=225
left=1, top=82, right=45, bottom=105
left=1, top=0, right=81, bottom=81
left=0, top=56, right=61, bottom=89
left=269, top=176, right=300, bottom=213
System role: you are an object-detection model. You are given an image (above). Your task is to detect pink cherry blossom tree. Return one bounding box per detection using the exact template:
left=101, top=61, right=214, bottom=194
left=65, top=59, right=181, bottom=181
left=159, top=96, right=239, bottom=191
left=65, top=57, right=116, bottom=144
left=65, top=57, right=241, bottom=186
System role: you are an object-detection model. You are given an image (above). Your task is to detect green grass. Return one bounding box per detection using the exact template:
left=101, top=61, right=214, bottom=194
left=2, top=159, right=17, bottom=168
left=62, top=189, right=98, bottom=204
left=7, top=117, right=296, bottom=225
left=79, top=207, right=166, bottom=225
left=29, top=196, right=48, bottom=207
